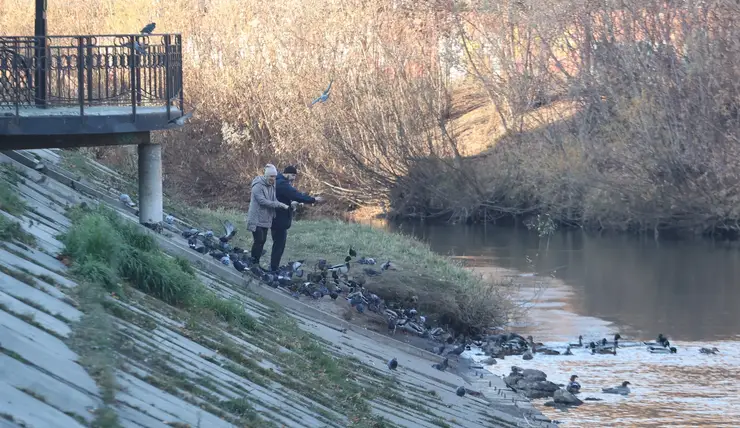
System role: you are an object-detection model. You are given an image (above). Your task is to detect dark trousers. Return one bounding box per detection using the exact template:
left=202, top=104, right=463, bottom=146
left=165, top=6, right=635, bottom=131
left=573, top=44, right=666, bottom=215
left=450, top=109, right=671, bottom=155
left=270, top=228, right=288, bottom=271
left=250, top=226, right=269, bottom=264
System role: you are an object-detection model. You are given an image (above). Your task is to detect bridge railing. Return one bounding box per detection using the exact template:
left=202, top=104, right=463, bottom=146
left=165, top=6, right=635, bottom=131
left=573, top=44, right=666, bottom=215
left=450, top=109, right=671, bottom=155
left=0, top=34, right=183, bottom=119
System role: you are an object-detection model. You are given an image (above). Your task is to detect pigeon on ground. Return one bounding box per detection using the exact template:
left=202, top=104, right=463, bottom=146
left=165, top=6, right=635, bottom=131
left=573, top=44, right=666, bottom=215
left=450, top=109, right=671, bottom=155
left=432, top=358, right=448, bottom=372
left=119, top=194, right=135, bottom=207
left=388, top=358, right=398, bottom=370
left=456, top=386, right=466, bottom=397
left=140, top=22, right=156, bottom=34
left=447, top=343, right=466, bottom=360
left=165, top=215, right=174, bottom=224
left=363, top=268, right=381, bottom=277
left=387, top=317, right=397, bottom=335
left=233, top=259, right=247, bottom=272
left=309, top=80, right=333, bottom=107
left=433, top=345, right=446, bottom=355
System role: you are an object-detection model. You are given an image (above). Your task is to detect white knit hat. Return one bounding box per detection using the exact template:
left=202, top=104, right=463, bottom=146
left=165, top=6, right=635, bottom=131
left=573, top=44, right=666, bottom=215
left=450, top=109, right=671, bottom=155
left=264, top=164, right=278, bottom=177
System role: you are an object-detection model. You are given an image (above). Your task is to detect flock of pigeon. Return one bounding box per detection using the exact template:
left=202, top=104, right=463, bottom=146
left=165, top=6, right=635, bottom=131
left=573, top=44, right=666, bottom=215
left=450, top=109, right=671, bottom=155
left=172, top=217, right=453, bottom=339
left=117, top=193, right=449, bottom=342
left=175, top=215, right=483, bottom=395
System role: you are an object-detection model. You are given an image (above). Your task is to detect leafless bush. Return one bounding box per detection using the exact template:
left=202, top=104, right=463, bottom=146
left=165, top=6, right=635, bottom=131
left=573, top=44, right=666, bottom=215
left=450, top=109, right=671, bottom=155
left=406, top=0, right=740, bottom=236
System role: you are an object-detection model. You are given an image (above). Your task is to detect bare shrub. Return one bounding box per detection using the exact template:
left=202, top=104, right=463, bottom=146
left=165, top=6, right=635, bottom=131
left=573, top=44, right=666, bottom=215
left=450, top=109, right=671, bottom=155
left=399, top=0, right=740, bottom=236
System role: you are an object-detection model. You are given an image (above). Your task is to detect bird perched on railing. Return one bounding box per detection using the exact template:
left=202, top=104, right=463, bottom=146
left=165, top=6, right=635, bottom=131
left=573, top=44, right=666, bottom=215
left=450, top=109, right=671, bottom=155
left=309, top=80, right=332, bottom=107
left=140, top=22, right=156, bottom=34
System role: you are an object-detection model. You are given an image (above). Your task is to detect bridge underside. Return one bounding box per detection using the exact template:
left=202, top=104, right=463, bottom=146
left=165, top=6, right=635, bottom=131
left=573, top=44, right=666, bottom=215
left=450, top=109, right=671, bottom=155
left=0, top=131, right=151, bottom=150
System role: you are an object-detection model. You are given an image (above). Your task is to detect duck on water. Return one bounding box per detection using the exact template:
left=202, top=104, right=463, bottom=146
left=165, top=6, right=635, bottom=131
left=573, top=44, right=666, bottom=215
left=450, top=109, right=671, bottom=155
left=602, top=381, right=631, bottom=395
left=590, top=340, right=617, bottom=355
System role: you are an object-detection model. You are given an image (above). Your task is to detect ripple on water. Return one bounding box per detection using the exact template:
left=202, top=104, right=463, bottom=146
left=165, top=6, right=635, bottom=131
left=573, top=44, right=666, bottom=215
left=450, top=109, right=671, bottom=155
left=472, top=341, right=740, bottom=426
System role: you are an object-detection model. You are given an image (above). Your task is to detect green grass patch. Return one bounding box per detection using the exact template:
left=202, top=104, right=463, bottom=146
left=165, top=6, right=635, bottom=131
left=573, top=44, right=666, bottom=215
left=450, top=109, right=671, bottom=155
left=61, top=204, right=259, bottom=330
left=0, top=216, right=36, bottom=246
left=0, top=184, right=27, bottom=217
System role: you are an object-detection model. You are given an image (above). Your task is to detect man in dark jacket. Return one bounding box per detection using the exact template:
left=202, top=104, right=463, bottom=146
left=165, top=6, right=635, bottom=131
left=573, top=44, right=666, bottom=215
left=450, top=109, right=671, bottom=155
left=270, top=166, right=323, bottom=272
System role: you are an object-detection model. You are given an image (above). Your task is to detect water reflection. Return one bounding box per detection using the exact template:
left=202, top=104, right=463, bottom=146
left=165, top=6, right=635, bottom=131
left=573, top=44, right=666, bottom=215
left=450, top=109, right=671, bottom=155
left=388, top=222, right=740, bottom=341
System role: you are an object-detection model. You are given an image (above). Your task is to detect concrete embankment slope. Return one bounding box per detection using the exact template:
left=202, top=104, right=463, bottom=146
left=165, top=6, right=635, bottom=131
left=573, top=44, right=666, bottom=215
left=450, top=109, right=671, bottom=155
left=0, top=149, right=556, bottom=428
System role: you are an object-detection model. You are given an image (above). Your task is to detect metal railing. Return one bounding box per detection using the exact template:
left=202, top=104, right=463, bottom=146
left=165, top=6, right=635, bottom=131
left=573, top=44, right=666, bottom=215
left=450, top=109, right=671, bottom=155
left=0, top=34, right=183, bottom=119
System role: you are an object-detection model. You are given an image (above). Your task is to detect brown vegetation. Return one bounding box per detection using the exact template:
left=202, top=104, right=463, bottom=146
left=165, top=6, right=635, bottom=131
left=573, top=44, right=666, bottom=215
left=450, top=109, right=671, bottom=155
left=398, top=0, right=740, bottom=238
left=3, top=0, right=740, bottom=237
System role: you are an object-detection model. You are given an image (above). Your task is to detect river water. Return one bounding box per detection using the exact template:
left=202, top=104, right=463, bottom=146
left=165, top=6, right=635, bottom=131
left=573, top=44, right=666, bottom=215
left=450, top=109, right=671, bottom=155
left=388, top=222, right=740, bottom=427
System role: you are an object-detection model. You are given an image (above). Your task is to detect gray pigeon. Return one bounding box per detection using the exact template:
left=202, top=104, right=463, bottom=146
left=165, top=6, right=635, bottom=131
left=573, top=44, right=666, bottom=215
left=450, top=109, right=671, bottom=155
left=141, top=22, right=156, bottom=34
left=119, top=193, right=135, bottom=207
left=387, top=317, right=397, bottom=335
left=432, top=358, right=448, bottom=372
left=388, top=358, right=398, bottom=370
left=447, top=343, right=466, bottom=360
left=456, top=386, right=466, bottom=397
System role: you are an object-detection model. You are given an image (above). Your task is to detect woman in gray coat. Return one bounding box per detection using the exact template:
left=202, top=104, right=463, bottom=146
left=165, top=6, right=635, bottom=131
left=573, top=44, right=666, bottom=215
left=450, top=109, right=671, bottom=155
left=246, top=164, right=289, bottom=266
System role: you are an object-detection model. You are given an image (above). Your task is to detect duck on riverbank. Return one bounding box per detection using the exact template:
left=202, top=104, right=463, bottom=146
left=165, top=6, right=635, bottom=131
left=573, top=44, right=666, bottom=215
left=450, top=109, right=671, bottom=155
left=590, top=340, right=617, bottom=355
left=643, top=333, right=669, bottom=347
left=600, top=333, right=622, bottom=347
left=648, top=346, right=677, bottom=354
left=569, top=335, right=584, bottom=347
left=602, top=381, right=631, bottom=395
left=528, top=336, right=561, bottom=355
left=566, top=375, right=581, bottom=394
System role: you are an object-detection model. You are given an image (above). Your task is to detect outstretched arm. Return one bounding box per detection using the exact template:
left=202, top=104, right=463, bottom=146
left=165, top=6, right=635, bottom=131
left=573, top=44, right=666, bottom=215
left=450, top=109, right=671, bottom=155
left=279, top=181, right=317, bottom=204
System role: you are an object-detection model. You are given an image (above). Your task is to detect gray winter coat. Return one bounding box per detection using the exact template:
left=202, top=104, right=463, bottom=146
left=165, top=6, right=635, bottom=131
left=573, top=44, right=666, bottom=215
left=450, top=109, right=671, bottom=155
left=246, top=176, right=283, bottom=231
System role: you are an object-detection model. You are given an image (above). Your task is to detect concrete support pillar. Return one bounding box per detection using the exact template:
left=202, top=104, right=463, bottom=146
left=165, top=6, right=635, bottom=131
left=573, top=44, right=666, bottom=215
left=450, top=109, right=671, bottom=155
left=138, top=142, right=163, bottom=225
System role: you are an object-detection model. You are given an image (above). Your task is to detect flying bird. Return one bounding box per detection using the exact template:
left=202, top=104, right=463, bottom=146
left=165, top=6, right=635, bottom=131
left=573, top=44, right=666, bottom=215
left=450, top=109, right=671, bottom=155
left=220, top=220, right=237, bottom=243
left=141, top=22, right=156, bottom=34
left=132, top=40, right=147, bottom=55
left=309, top=80, right=333, bottom=107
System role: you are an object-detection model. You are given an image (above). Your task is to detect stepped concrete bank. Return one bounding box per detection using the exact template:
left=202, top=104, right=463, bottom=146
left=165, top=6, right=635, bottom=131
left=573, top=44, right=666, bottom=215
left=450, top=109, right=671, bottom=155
left=0, top=149, right=556, bottom=428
